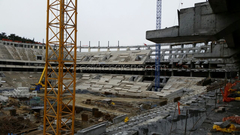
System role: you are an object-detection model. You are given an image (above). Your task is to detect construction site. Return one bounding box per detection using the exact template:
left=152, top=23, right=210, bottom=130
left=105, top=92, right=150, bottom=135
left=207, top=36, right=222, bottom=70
left=0, top=0, right=240, bottom=135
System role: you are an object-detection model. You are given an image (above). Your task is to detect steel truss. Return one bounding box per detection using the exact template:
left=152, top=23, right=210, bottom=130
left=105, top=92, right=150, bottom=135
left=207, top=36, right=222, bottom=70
left=44, top=0, right=77, bottom=134
left=155, top=0, right=162, bottom=91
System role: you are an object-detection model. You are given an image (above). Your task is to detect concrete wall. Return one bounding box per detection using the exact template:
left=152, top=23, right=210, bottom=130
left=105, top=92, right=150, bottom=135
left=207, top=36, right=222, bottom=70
left=76, top=122, right=106, bottom=135
left=106, top=89, right=218, bottom=135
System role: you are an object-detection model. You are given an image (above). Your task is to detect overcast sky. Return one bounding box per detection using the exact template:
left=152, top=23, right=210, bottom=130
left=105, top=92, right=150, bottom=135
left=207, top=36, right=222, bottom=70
left=0, top=0, right=206, bottom=46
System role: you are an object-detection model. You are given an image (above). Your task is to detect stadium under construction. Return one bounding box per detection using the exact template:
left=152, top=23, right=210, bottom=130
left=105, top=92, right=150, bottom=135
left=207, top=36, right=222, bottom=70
left=0, top=0, right=240, bottom=135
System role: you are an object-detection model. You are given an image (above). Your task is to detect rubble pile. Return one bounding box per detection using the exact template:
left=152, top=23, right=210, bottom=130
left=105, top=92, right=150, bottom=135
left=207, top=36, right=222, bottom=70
left=0, top=116, right=35, bottom=134
left=207, top=80, right=227, bottom=91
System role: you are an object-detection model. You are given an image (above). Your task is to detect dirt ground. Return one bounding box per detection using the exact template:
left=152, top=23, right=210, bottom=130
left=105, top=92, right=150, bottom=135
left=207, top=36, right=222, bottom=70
left=32, top=93, right=166, bottom=134
left=39, top=93, right=166, bottom=115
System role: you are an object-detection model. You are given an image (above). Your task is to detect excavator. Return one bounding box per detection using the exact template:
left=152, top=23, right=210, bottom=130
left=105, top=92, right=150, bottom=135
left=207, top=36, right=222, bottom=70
left=220, top=79, right=240, bottom=102
left=30, top=66, right=46, bottom=91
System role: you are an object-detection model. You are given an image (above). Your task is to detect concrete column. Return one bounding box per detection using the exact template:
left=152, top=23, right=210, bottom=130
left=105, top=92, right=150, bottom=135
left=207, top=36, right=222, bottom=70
left=190, top=61, right=193, bottom=77
left=193, top=43, right=196, bottom=52
left=211, top=41, right=213, bottom=53
left=208, top=63, right=211, bottom=78
left=88, top=41, right=91, bottom=52
left=107, top=41, right=110, bottom=51
left=170, top=45, right=172, bottom=54
left=181, top=44, right=184, bottom=53
left=117, top=43, right=120, bottom=51
left=171, top=62, right=174, bottom=76
left=79, top=41, right=81, bottom=52
left=98, top=41, right=100, bottom=52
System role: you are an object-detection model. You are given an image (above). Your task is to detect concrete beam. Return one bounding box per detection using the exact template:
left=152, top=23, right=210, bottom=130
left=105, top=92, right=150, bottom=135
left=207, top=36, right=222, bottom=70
left=209, top=0, right=240, bottom=13
left=208, top=0, right=228, bottom=13
left=194, top=44, right=240, bottom=58
left=146, top=1, right=240, bottom=48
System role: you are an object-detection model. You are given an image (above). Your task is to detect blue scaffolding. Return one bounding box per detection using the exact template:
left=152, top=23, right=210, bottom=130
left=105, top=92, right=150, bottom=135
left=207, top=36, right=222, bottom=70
left=155, top=0, right=162, bottom=91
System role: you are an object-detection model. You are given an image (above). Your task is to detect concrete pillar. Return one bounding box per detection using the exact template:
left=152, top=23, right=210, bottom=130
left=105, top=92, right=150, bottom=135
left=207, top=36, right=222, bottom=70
left=181, top=44, right=184, bottom=53
left=88, top=41, right=91, bottom=52
left=193, top=43, right=196, bottom=52
left=211, top=41, right=213, bottom=53
left=98, top=41, right=100, bottom=52
left=190, top=72, right=193, bottom=77
left=79, top=41, right=81, bottom=52
left=208, top=63, right=211, bottom=78
left=170, top=45, right=172, bottom=54
left=107, top=41, right=110, bottom=51
left=117, top=41, right=120, bottom=51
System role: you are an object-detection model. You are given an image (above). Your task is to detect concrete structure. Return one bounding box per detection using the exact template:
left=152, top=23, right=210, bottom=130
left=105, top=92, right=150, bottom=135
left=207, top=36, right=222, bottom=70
left=2, top=87, right=37, bottom=98
left=105, top=87, right=218, bottom=135
left=0, top=76, right=2, bottom=87
left=0, top=95, right=8, bottom=102
left=76, top=122, right=107, bottom=135
left=146, top=0, right=240, bottom=48
left=0, top=39, right=238, bottom=90
left=113, top=115, right=127, bottom=124
left=77, top=50, right=151, bottom=65
left=0, top=40, right=238, bottom=80
left=157, top=76, right=206, bottom=100
left=76, top=74, right=154, bottom=98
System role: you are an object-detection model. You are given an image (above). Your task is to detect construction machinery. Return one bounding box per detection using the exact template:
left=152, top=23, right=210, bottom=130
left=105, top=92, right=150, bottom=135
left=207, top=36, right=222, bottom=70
left=220, top=80, right=240, bottom=102
left=213, top=124, right=240, bottom=133
left=30, top=65, right=46, bottom=91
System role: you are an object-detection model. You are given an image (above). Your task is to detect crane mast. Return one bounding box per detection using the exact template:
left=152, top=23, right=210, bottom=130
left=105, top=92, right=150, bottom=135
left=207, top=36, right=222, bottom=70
left=155, top=0, right=162, bottom=91
left=44, top=0, right=77, bottom=134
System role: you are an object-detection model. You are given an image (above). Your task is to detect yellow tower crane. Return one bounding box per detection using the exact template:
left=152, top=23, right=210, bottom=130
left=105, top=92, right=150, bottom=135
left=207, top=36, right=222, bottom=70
left=44, top=0, right=77, bottom=134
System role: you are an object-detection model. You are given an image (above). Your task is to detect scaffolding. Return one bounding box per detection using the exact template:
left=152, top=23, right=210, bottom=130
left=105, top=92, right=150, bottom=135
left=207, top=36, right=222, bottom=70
left=155, top=0, right=162, bottom=91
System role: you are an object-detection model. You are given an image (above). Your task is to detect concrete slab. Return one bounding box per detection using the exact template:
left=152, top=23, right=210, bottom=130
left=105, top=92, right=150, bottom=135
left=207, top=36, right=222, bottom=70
left=76, top=122, right=106, bottom=135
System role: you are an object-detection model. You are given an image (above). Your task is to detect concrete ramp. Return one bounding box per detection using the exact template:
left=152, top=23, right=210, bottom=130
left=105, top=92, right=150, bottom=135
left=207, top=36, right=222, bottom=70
left=157, top=76, right=206, bottom=99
